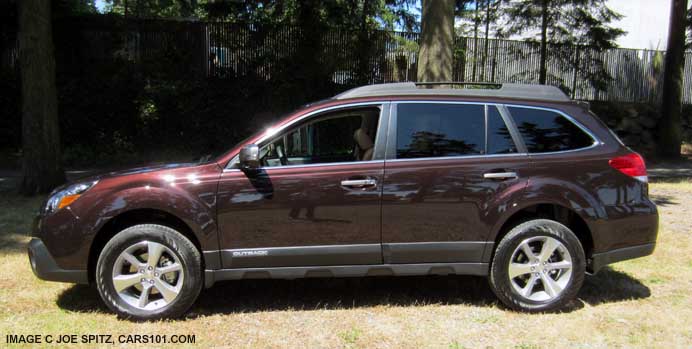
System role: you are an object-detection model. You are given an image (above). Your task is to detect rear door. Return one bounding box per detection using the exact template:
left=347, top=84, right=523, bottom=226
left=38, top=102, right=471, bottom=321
left=381, top=102, right=530, bottom=264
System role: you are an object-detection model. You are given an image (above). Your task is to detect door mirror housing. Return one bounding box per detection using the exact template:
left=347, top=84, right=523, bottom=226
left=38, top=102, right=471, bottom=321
left=239, top=144, right=260, bottom=169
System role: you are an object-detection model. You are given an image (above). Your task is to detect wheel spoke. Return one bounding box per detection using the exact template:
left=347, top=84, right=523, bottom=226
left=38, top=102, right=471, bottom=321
left=153, top=279, right=179, bottom=303
left=138, top=285, right=151, bottom=308
left=519, top=241, right=535, bottom=259
left=547, top=260, right=572, bottom=270
left=541, top=274, right=562, bottom=298
left=157, top=263, right=182, bottom=274
left=121, top=252, right=142, bottom=267
left=538, top=238, right=559, bottom=263
left=508, top=262, right=533, bottom=279
left=113, top=273, right=141, bottom=293
left=521, top=274, right=539, bottom=297
left=147, top=242, right=164, bottom=268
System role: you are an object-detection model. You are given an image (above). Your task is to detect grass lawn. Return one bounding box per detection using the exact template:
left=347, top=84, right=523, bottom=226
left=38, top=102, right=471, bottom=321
left=1, top=179, right=691, bottom=348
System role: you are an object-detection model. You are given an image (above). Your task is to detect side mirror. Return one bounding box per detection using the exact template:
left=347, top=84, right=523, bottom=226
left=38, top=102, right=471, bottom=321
left=239, top=144, right=260, bottom=169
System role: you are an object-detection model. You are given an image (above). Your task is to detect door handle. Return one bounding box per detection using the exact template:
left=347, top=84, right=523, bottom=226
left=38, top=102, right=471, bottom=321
left=483, top=172, right=518, bottom=180
left=340, top=179, right=377, bottom=188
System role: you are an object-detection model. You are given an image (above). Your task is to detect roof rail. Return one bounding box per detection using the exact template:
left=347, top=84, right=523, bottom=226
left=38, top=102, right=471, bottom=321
left=333, top=82, right=571, bottom=102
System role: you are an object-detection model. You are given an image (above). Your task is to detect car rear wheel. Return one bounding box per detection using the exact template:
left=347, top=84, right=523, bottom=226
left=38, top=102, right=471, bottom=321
left=489, top=219, right=585, bottom=312
left=95, top=224, right=202, bottom=320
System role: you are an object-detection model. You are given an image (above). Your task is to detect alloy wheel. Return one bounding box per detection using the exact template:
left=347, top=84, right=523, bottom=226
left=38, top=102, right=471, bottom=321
left=111, top=241, right=184, bottom=310
left=508, top=236, right=573, bottom=302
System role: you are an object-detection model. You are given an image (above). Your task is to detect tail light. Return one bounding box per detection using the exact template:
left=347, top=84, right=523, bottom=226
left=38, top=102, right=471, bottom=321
left=609, top=153, right=647, bottom=182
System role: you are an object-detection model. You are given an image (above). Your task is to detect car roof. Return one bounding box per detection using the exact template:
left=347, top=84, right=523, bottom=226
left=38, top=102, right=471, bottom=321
left=333, top=82, right=571, bottom=103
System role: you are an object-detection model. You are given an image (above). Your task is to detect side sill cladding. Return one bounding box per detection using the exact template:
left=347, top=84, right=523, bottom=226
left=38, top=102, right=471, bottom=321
left=203, top=263, right=489, bottom=288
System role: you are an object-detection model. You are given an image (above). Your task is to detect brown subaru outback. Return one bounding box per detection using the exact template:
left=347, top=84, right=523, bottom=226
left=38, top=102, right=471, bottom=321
left=28, top=82, right=658, bottom=319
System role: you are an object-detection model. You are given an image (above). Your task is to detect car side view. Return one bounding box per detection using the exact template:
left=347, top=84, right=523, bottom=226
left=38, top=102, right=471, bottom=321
left=28, top=82, right=658, bottom=319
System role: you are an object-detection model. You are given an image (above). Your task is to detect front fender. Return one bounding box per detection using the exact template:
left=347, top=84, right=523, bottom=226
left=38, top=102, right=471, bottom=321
left=43, top=164, right=221, bottom=270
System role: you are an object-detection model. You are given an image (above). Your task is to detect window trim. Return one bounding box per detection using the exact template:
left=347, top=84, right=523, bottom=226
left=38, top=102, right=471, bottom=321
left=503, top=104, right=602, bottom=155
left=225, top=101, right=389, bottom=171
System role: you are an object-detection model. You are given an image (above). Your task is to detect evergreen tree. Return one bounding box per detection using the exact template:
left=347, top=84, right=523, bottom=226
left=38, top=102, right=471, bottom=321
left=498, top=0, right=624, bottom=93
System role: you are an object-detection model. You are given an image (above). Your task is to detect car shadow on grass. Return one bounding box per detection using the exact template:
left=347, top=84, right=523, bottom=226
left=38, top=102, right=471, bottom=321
left=650, top=194, right=678, bottom=207
left=56, top=267, right=650, bottom=318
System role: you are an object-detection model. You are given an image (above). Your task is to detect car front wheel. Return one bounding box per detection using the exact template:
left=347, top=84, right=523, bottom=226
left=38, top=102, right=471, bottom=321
left=95, top=224, right=202, bottom=320
left=489, top=219, right=585, bottom=312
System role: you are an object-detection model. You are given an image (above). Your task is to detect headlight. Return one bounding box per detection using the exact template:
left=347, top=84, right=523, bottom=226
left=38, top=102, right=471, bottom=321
left=43, top=181, right=98, bottom=215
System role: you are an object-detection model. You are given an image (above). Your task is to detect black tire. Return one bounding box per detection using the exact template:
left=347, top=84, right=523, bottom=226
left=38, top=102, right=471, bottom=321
left=95, top=224, right=202, bottom=320
left=489, top=219, right=585, bottom=312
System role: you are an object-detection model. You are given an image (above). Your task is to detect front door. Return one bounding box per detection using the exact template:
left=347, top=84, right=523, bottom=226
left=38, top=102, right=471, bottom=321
left=216, top=104, right=388, bottom=268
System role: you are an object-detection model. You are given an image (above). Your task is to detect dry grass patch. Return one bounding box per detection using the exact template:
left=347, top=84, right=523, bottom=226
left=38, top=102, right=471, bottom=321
left=0, top=181, right=691, bottom=348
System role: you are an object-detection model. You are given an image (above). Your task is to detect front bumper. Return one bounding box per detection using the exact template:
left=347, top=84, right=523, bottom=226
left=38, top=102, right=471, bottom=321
left=588, top=242, right=656, bottom=273
left=28, top=238, right=88, bottom=284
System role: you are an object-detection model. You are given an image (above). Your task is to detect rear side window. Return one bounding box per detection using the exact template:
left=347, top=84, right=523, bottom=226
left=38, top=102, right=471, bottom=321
left=507, top=107, right=594, bottom=153
left=396, top=103, right=485, bottom=158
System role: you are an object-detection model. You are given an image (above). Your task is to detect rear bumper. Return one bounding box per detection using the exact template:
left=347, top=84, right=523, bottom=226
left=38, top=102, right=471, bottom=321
left=589, top=243, right=656, bottom=273
left=28, top=238, right=88, bottom=284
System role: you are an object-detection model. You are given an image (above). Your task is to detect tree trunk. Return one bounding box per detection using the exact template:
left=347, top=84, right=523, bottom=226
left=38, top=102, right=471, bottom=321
left=18, top=0, right=65, bottom=195
left=472, top=1, right=480, bottom=81
left=657, top=0, right=688, bottom=158
left=417, top=0, right=455, bottom=83
left=538, top=0, right=549, bottom=85
left=356, top=0, right=373, bottom=85
left=481, top=0, right=491, bottom=81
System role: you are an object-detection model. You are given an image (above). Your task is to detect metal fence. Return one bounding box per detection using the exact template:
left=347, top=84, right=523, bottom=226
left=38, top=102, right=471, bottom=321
left=1, top=16, right=691, bottom=104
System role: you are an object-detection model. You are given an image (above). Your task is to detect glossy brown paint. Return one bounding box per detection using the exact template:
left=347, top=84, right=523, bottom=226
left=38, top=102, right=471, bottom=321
left=216, top=162, right=385, bottom=268
left=35, top=163, right=222, bottom=270
left=381, top=155, right=530, bottom=263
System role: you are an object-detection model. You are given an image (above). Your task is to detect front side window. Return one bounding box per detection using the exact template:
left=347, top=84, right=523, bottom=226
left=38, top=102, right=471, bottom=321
left=507, top=106, right=594, bottom=153
left=396, top=103, right=485, bottom=159
left=260, top=106, right=380, bottom=167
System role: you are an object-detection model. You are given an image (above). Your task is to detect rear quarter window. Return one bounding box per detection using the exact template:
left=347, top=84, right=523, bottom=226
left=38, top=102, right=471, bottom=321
left=507, top=106, right=594, bottom=153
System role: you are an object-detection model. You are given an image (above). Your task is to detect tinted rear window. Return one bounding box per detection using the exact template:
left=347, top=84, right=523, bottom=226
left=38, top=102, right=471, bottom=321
left=396, top=103, right=485, bottom=158
left=507, top=107, right=593, bottom=153
left=487, top=106, right=517, bottom=154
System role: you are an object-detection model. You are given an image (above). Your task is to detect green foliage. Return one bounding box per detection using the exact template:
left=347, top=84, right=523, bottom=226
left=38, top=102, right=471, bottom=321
left=499, top=0, right=624, bottom=46
left=101, top=0, right=419, bottom=32
left=53, top=0, right=99, bottom=16
left=498, top=0, right=625, bottom=94
left=455, top=0, right=498, bottom=37
left=687, top=3, right=691, bottom=48
left=102, top=0, right=197, bottom=18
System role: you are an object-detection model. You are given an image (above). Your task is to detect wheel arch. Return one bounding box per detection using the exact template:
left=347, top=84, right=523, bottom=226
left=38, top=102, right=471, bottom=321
left=486, top=202, right=594, bottom=265
left=87, top=208, right=202, bottom=283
